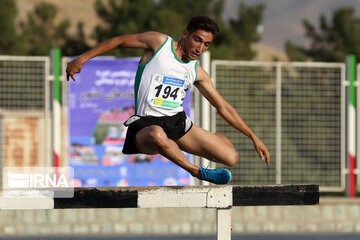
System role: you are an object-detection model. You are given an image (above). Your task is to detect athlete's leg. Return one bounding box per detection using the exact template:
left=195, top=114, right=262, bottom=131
left=135, top=125, right=201, bottom=177
left=176, top=124, right=239, bottom=166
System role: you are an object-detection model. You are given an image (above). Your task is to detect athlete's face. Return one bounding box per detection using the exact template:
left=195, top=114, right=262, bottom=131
left=182, top=29, right=214, bottom=60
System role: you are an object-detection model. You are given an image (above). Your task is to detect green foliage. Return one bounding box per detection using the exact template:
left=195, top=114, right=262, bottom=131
left=93, top=0, right=155, bottom=57
left=0, top=0, right=22, bottom=54
left=0, top=0, right=265, bottom=58
left=19, top=2, right=90, bottom=56
left=229, top=3, right=266, bottom=59
left=286, top=7, right=360, bottom=62
left=19, top=2, right=67, bottom=55
left=285, top=40, right=307, bottom=61
left=92, top=0, right=265, bottom=60
left=62, top=22, right=91, bottom=56
left=0, top=1, right=90, bottom=56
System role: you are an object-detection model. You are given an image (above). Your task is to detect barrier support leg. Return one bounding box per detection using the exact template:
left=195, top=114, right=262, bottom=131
left=216, top=207, right=232, bottom=240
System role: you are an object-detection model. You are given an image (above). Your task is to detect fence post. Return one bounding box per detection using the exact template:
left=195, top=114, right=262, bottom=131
left=199, top=51, right=212, bottom=183
left=346, top=55, right=356, bottom=198
left=276, top=63, right=282, bottom=184
left=357, top=61, right=360, bottom=193
left=51, top=48, right=62, bottom=169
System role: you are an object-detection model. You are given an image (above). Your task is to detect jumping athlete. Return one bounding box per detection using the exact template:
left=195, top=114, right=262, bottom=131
left=66, top=16, right=270, bottom=185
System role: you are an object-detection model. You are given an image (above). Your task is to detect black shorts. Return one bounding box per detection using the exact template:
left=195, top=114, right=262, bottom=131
left=122, top=111, right=193, bottom=154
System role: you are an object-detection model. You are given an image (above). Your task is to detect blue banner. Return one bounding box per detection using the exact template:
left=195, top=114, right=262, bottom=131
left=68, top=57, right=193, bottom=187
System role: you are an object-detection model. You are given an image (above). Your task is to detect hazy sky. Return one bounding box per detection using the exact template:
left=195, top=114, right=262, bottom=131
left=223, top=0, right=360, bottom=50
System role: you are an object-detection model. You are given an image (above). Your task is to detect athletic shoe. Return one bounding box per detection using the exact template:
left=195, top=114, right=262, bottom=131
left=199, top=167, right=232, bottom=185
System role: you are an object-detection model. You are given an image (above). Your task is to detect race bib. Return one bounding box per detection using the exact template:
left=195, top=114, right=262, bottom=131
left=148, top=74, right=185, bottom=109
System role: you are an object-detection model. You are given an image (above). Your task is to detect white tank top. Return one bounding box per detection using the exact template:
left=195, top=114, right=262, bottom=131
left=134, top=36, right=198, bottom=117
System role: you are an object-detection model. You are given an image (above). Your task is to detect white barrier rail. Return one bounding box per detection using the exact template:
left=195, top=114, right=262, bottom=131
left=0, top=184, right=319, bottom=240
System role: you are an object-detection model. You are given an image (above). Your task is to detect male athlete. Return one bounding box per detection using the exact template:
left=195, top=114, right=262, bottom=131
left=67, top=16, right=270, bottom=185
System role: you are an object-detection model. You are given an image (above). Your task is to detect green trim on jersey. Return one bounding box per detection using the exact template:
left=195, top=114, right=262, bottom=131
left=138, top=36, right=169, bottom=67
left=171, top=38, right=190, bottom=64
left=134, top=36, right=169, bottom=114
left=134, top=64, right=145, bottom=114
left=194, top=61, right=198, bottom=82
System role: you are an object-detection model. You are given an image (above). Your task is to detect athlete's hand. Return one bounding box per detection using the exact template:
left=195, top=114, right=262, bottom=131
left=66, top=58, right=83, bottom=81
left=252, top=135, right=270, bottom=165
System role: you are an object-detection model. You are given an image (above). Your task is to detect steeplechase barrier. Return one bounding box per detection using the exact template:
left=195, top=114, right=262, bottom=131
left=0, top=184, right=319, bottom=240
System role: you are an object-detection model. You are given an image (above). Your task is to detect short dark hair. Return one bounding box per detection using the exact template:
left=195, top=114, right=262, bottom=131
left=186, top=16, right=219, bottom=36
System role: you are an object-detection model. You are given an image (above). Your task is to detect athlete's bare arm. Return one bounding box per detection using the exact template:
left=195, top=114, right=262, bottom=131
left=66, top=31, right=167, bottom=81
left=194, top=64, right=270, bottom=165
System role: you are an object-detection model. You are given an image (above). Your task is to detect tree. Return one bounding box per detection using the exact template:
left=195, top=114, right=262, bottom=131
left=286, top=7, right=360, bottom=62
left=0, top=0, right=22, bottom=54
left=19, top=2, right=90, bottom=56
left=92, top=0, right=265, bottom=60
left=229, top=3, right=266, bottom=60
left=92, top=0, right=219, bottom=57
left=62, top=22, right=91, bottom=57
left=19, top=2, right=68, bottom=55
left=93, top=0, right=155, bottom=57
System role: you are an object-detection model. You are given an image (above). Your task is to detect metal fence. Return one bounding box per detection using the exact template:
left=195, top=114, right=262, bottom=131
left=211, top=61, right=345, bottom=192
left=0, top=55, right=353, bottom=192
left=0, top=56, right=52, bottom=188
